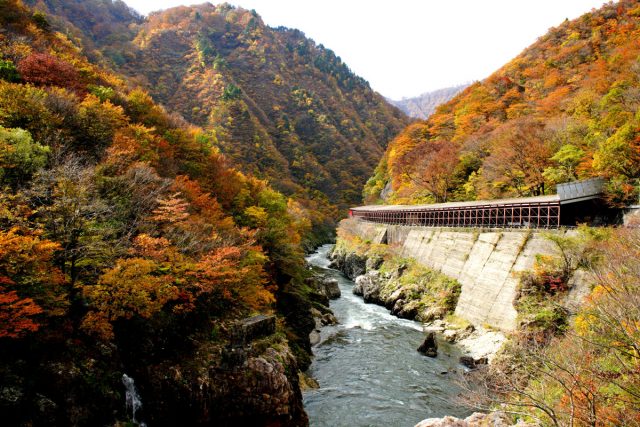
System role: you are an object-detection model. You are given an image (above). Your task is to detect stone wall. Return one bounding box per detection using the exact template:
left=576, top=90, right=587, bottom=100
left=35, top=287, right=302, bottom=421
left=345, top=220, right=586, bottom=331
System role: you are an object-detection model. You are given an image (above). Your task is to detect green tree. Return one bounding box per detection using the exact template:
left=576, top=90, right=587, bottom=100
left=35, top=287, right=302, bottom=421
left=542, top=144, right=585, bottom=185
left=0, top=126, right=49, bottom=187
left=0, top=59, right=20, bottom=82
left=222, top=83, right=242, bottom=100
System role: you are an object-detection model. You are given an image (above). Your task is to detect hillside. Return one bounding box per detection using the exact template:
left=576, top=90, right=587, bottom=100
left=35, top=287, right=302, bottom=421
left=365, top=0, right=640, bottom=207
left=389, top=84, right=469, bottom=119
left=0, top=1, right=326, bottom=424
left=30, top=1, right=408, bottom=225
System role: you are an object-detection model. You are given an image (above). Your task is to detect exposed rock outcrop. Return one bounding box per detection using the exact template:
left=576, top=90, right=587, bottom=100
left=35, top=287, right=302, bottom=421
left=329, top=246, right=367, bottom=280
left=309, top=308, right=338, bottom=346
left=353, top=272, right=382, bottom=303
left=145, top=342, right=308, bottom=426
left=317, top=278, right=341, bottom=300
left=414, top=412, right=534, bottom=427
left=332, top=226, right=507, bottom=363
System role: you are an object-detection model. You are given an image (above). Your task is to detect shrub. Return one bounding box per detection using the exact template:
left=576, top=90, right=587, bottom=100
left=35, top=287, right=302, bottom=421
left=0, top=59, right=20, bottom=82
left=18, top=53, right=82, bottom=92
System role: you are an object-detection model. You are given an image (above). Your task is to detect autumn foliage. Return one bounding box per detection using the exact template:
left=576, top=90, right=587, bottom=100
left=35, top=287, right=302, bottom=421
left=0, top=0, right=306, bottom=346
left=18, top=52, right=83, bottom=92
left=368, top=0, right=640, bottom=206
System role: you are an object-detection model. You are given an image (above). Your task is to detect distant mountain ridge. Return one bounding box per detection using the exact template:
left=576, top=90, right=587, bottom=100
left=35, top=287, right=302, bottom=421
left=389, top=84, right=469, bottom=119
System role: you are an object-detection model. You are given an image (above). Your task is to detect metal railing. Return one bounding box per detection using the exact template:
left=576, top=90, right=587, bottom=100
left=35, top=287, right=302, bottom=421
left=350, top=203, right=562, bottom=229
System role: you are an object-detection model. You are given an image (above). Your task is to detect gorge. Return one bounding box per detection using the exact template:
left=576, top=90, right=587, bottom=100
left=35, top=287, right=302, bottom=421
left=303, top=245, right=471, bottom=427
left=1, top=0, right=640, bottom=425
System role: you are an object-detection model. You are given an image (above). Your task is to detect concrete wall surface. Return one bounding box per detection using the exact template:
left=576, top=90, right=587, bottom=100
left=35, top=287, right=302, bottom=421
left=349, top=221, right=580, bottom=331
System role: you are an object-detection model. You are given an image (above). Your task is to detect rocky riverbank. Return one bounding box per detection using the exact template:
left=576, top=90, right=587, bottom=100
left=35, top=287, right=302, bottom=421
left=414, top=412, right=535, bottom=427
left=329, top=234, right=506, bottom=364
left=306, top=274, right=340, bottom=346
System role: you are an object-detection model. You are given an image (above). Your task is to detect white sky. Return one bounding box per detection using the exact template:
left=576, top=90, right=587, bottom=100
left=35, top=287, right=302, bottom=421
left=125, top=0, right=608, bottom=100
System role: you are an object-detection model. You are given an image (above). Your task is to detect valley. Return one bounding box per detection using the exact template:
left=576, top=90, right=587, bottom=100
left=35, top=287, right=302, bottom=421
left=1, top=1, right=639, bottom=426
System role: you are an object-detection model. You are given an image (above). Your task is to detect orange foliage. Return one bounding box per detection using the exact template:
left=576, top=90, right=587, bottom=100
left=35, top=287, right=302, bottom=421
left=0, top=227, right=66, bottom=318
left=151, top=192, right=190, bottom=223
left=82, top=257, right=178, bottom=339
left=0, top=286, right=42, bottom=338
left=370, top=0, right=640, bottom=205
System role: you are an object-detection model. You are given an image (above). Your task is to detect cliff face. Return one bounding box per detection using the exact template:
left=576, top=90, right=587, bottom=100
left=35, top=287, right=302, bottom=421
left=339, top=219, right=590, bottom=331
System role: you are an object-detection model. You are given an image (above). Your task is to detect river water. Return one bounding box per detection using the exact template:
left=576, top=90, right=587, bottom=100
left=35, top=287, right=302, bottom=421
left=303, top=244, right=471, bottom=427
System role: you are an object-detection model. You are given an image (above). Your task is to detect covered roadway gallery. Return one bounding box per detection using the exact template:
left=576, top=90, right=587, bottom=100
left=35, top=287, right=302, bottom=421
left=349, top=179, right=612, bottom=229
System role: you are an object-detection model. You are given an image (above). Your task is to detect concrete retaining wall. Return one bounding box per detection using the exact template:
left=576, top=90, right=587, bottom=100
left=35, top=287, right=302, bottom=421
left=347, top=220, right=580, bottom=331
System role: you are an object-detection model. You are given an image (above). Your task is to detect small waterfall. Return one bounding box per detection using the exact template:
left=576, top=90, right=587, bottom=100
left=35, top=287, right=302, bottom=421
left=122, top=373, right=145, bottom=426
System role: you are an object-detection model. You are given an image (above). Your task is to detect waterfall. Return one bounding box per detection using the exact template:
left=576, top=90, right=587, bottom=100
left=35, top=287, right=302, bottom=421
left=122, top=373, right=145, bottom=426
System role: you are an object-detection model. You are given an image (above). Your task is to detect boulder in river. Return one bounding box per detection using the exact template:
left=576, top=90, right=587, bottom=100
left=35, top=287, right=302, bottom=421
left=417, top=332, right=438, bottom=357
left=320, top=278, right=341, bottom=299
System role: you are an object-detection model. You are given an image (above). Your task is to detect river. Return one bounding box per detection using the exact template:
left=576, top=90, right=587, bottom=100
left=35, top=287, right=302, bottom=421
left=303, top=244, right=471, bottom=427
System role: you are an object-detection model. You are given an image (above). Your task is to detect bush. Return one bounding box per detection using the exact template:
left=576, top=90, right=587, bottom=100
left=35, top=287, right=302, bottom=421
left=0, top=59, right=20, bottom=82
left=18, top=53, right=82, bottom=92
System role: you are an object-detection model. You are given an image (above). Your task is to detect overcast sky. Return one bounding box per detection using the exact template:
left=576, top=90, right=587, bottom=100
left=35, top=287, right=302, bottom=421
left=125, top=0, right=607, bottom=100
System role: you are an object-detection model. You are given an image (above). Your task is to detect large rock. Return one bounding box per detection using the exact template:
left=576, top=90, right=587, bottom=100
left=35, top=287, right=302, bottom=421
left=365, top=254, right=384, bottom=271
left=415, top=411, right=529, bottom=427
left=353, top=273, right=381, bottom=302
left=232, top=315, right=276, bottom=346
left=319, top=278, right=341, bottom=299
left=343, top=252, right=367, bottom=279
left=417, top=332, right=438, bottom=357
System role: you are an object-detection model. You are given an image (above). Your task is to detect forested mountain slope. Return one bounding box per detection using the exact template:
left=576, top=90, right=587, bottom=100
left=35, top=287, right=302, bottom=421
left=0, top=1, right=321, bottom=424
left=389, top=84, right=469, bottom=119
left=366, top=0, right=640, bottom=207
left=30, top=1, right=408, bottom=217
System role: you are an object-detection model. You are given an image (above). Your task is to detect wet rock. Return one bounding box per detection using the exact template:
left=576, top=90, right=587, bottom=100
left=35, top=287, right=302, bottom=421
left=309, top=330, right=321, bottom=346
left=320, top=278, right=341, bottom=299
left=417, top=332, right=438, bottom=357
left=330, top=246, right=367, bottom=279
left=321, top=312, right=337, bottom=325
left=344, top=252, right=367, bottom=279
left=459, top=356, right=475, bottom=369
left=394, top=300, right=419, bottom=319
left=298, top=372, right=319, bottom=390
left=354, top=273, right=381, bottom=302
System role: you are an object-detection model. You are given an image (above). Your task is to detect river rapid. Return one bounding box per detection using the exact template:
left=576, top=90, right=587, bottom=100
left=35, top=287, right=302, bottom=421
left=303, top=244, right=471, bottom=427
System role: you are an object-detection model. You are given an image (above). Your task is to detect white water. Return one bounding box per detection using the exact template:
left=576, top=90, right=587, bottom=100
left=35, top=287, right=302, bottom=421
left=303, top=244, right=471, bottom=427
left=122, top=373, right=145, bottom=426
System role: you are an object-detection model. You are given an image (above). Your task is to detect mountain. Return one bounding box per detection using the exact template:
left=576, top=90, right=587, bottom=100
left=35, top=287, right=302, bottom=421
left=365, top=0, right=640, bottom=207
left=30, top=1, right=408, bottom=224
left=389, top=84, right=469, bottom=119
left=0, top=1, right=343, bottom=424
